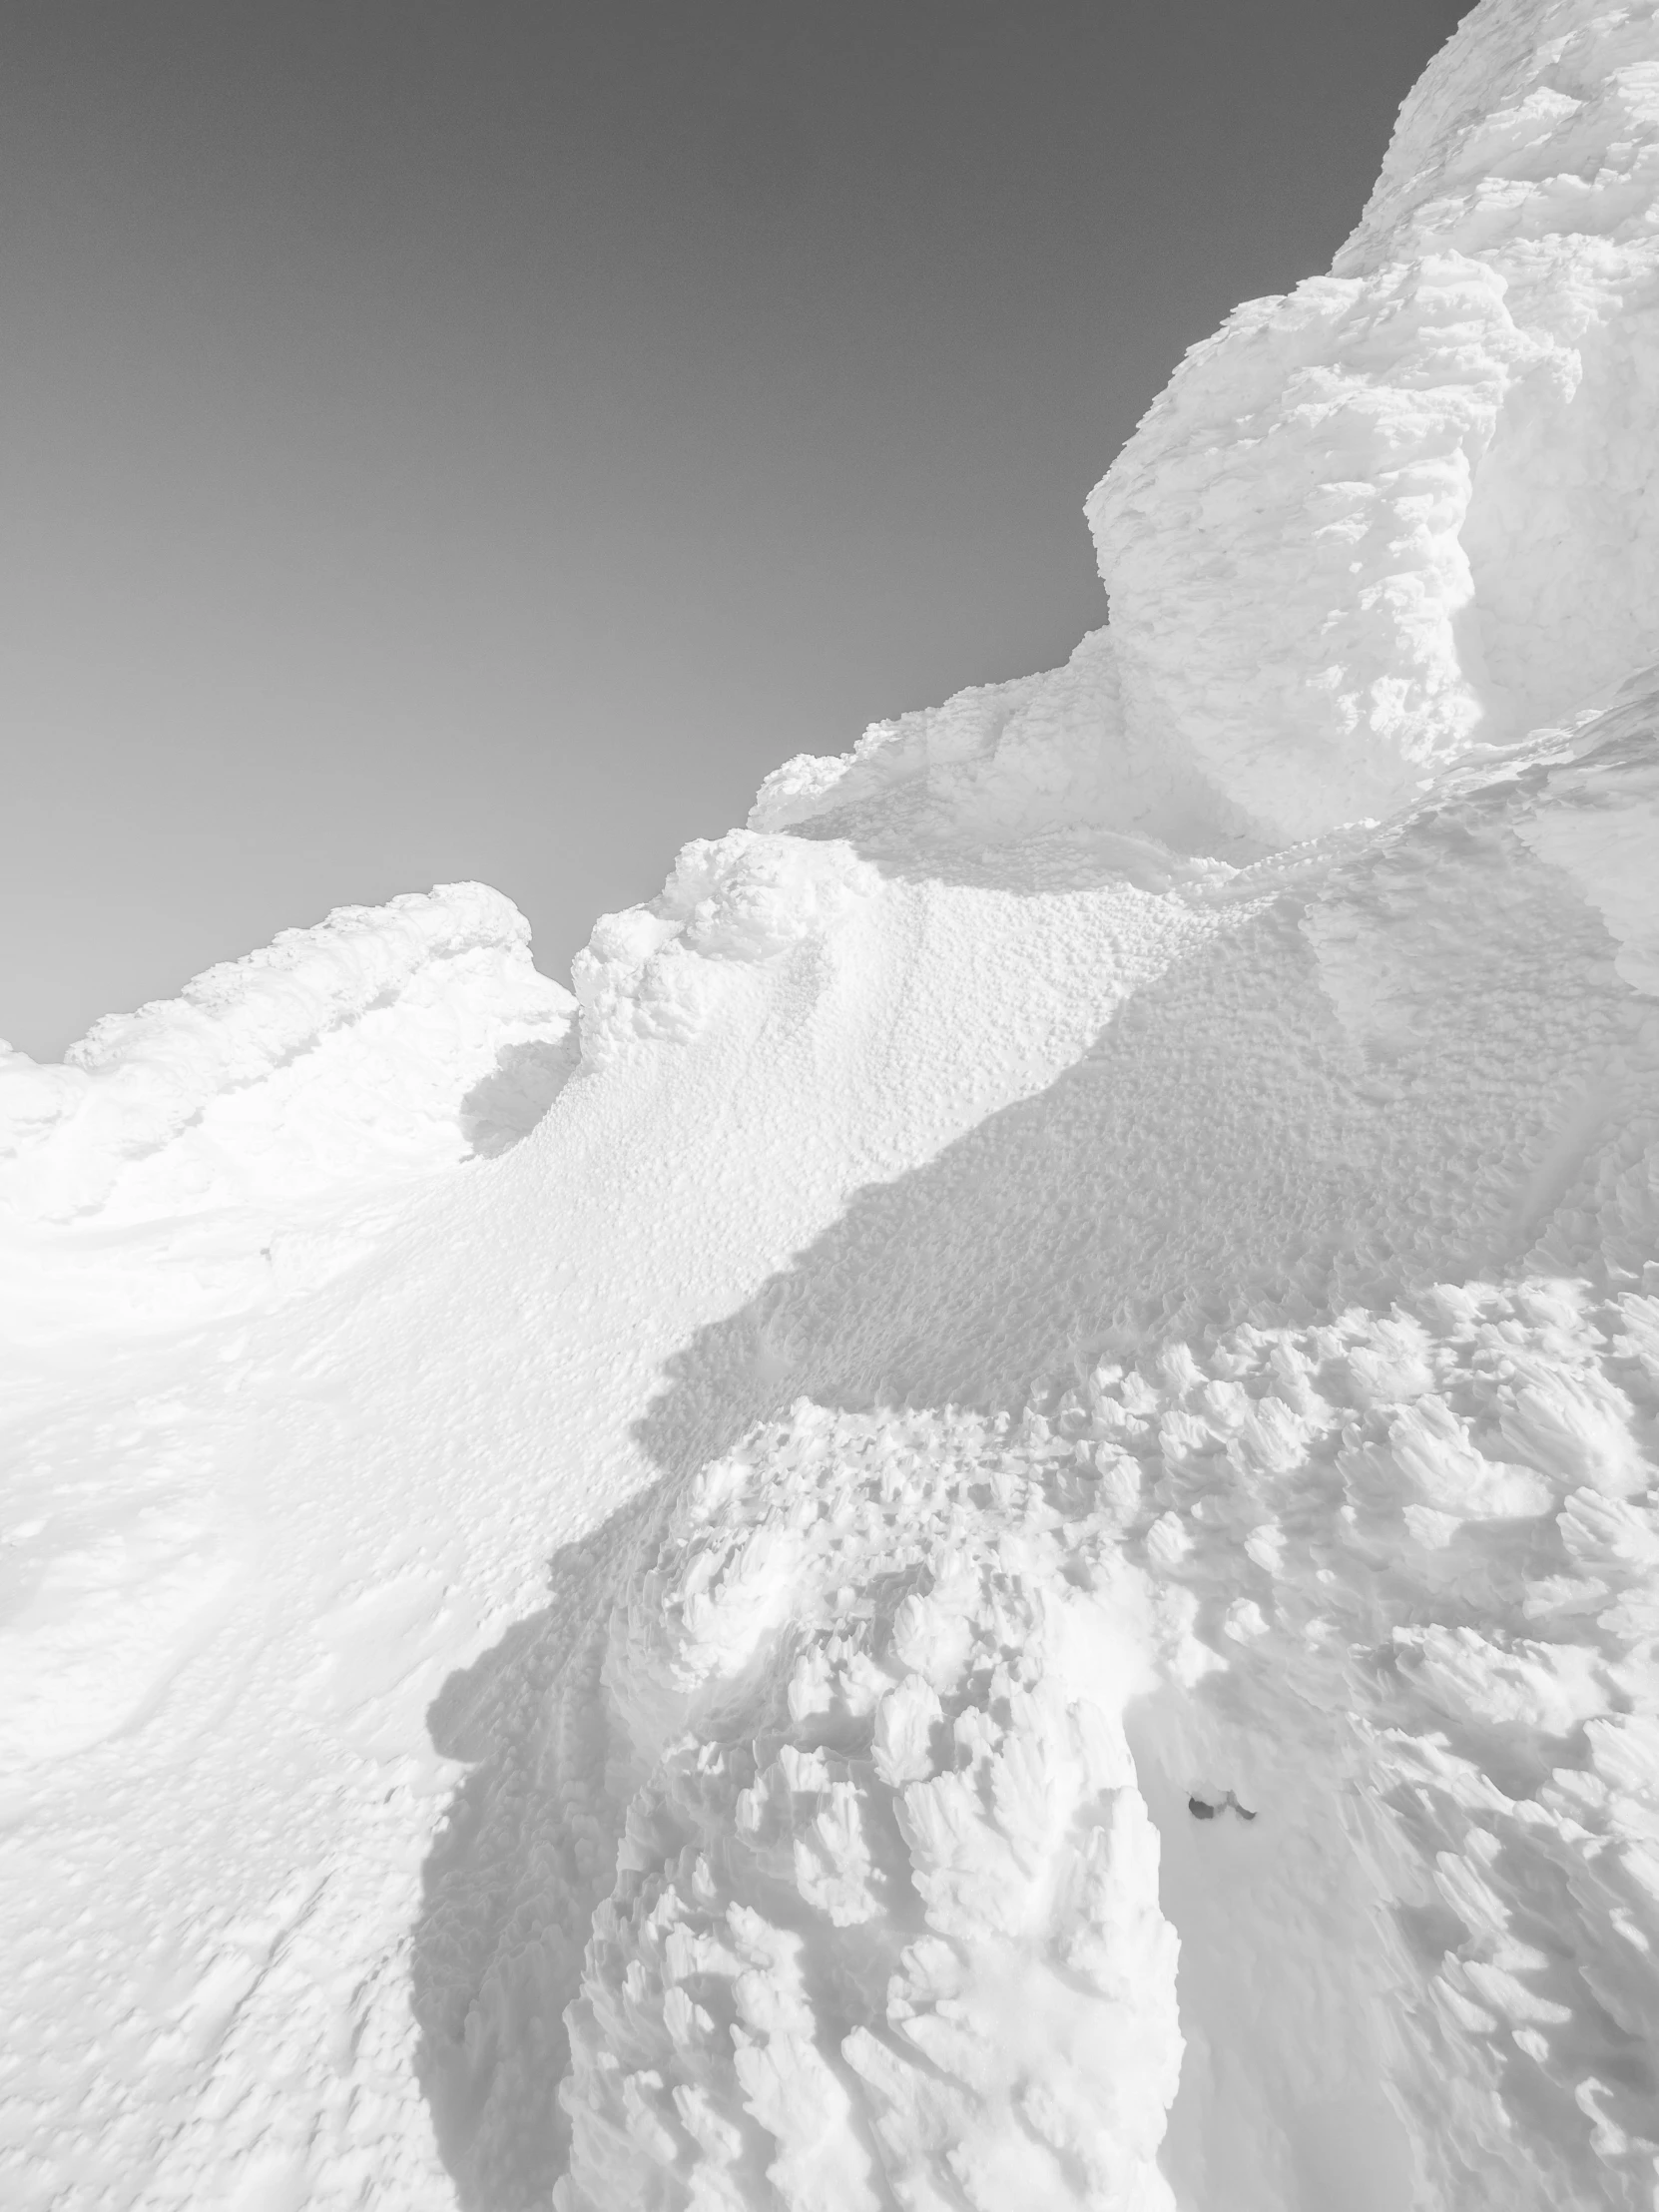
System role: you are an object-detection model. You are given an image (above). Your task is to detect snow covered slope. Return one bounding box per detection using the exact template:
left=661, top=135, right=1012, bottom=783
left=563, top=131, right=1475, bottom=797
left=5, top=3, right=1659, bottom=2208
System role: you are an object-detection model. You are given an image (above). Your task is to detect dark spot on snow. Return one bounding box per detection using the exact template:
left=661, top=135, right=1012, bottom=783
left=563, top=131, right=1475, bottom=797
left=1189, top=1790, right=1256, bottom=1822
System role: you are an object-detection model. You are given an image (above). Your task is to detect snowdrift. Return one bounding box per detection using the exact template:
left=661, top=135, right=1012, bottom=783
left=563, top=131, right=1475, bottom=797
left=5, top=3, right=1659, bottom=2209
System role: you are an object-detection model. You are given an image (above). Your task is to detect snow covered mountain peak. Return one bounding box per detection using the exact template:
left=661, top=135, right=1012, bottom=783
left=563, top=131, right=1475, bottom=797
left=8, top=6, right=1659, bottom=2210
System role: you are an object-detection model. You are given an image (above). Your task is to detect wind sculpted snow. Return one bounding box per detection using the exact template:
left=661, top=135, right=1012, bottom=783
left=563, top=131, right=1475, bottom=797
left=410, top=702, right=1659, bottom=2211
left=0, top=881, right=576, bottom=1227
left=6, top=2, right=1659, bottom=2207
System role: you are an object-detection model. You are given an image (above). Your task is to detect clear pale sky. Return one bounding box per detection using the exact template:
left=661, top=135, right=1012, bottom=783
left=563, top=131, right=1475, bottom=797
left=3, top=0, right=1464, bottom=1057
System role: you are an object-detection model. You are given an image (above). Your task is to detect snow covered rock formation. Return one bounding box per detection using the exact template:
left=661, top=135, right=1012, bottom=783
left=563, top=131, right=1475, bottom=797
left=6, top=3, right=1659, bottom=2208
left=0, top=881, right=576, bottom=1225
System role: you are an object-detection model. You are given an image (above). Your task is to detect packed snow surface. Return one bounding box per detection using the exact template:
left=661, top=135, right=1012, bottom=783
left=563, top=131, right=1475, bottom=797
left=6, top=3, right=1659, bottom=2206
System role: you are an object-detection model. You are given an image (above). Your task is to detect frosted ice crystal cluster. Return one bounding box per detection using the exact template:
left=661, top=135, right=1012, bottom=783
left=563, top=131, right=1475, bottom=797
left=6, top=4, right=1659, bottom=2210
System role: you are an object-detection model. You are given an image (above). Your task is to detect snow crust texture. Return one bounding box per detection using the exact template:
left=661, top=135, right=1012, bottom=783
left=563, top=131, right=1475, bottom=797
left=9, top=3, right=1659, bottom=2209
left=542, top=1270, right=1659, bottom=2212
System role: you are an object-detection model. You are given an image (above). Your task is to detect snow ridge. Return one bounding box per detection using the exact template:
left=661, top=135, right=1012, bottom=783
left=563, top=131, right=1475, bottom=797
left=0, top=882, right=574, bottom=1222
left=8, top=4, right=1659, bottom=2209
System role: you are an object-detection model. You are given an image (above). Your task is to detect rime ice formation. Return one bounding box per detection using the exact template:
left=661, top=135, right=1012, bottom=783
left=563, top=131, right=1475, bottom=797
left=0, top=882, right=575, bottom=1224
left=6, top=4, right=1659, bottom=2209
left=1093, top=0, right=1659, bottom=847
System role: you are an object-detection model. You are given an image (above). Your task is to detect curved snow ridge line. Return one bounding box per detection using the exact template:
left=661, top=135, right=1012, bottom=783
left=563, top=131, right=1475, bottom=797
left=0, top=882, right=575, bottom=1222
left=434, top=1276, right=1659, bottom=2211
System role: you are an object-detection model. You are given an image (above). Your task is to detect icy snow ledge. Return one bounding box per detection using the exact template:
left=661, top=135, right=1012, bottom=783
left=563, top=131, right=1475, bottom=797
left=0, top=883, right=575, bottom=1224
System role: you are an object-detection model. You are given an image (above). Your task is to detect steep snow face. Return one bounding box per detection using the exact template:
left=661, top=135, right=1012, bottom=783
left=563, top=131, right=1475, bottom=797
left=1088, top=0, right=1659, bottom=845
left=0, top=883, right=575, bottom=1227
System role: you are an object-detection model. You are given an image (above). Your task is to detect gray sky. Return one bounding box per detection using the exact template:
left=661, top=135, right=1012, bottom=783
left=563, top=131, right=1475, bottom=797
left=3, top=0, right=1464, bottom=1057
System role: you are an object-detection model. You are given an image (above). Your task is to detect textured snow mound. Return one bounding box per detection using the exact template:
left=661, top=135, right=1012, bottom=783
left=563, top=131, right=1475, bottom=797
left=560, top=1406, right=1182, bottom=2212
left=0, top=882, right=574, bottom=1223
left=572, top=832, right=878, bottom=1069
left=537, top=1266, right=1659, bottom=2212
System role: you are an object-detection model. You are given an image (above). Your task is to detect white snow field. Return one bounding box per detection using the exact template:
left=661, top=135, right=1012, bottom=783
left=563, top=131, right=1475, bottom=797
left=6, top=1, right=1659, bottom=2205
